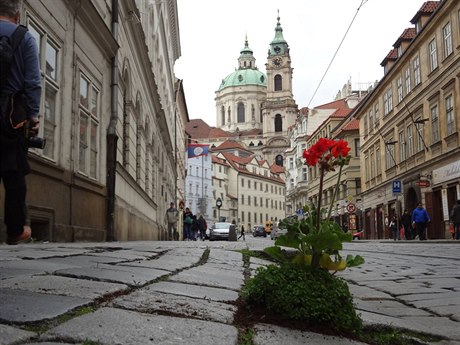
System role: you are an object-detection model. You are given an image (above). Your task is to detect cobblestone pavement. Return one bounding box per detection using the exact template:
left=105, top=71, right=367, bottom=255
left=0, top=239, right=459, bottom=345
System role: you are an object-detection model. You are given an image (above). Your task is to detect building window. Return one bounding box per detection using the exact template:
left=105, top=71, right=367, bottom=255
left=364, top=156, right=369, bottom=181
left=385, top=140, right=395, bottom=169
left=289, top=157, right=294, bottom=169
left=302, top=167, right=307, bottom=181
left=274, top=114, right=282, bottom=132
left=374, top=103, right=379, bottom=128
left=368, top=109, right=373, bottom=132
left=443, top=22, right=453, bottom=58
left=413, top=56, right=421, bottom=86
left=398, top=131, right=405, bottom=162
left=363, top=115, right=368, bottom=137
left=241, top=194, right=244, bottom=205
left=221, top=105, right=225, bottom=125
left=274, top=74, right=282, bottom=91
left=275, top=154, right=283, bottom=166
left=384, top=87, right=393, bottom=116
left=446, top=94, right=455, bottom=135
left=376, top=147, right=381, bottom=175
left=241, top=178, right=244, bottom=187
left=354, top=138, right=360, bottom=156
left=397, top=77, right=403, bottom=103
left=27, top=19, right=59, bottom=160
left=406, top=125, right=413, bottom=157
left=248, top=180, right=251, bottom=189
left=429, top=39, right=438, bottom=71
left=415, top=118, right=423, bottom=152
left=370, top=151, right=375, bottom=179
left=237, top=102, right=245, bottom=123
left=431, top=104, right=440, bottom=143
left=78, top=73, right=99, bottom=178
left=404, top=67, right=411, bottom=96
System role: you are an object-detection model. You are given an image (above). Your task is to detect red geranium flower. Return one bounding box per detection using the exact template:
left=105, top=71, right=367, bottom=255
left=331, top=139, right=350, bottom=158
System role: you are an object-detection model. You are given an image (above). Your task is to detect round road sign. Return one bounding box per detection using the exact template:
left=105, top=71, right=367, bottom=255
left=346, top=203, right=356, bottom=213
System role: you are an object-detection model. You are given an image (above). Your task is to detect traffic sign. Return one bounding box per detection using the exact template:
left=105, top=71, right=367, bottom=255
left=392, top=180, right=402, bottom=195
left=346, top=203, right=356, bottom=213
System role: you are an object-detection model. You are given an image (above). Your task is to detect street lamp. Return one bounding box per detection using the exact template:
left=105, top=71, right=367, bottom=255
left=216, top=197, right=222, bottom=221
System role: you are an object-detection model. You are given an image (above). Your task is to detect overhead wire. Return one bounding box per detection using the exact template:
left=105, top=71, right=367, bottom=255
left=306, top=0, right=369, bottom=108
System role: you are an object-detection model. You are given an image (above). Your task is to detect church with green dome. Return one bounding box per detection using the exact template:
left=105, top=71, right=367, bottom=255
left=214, top=14, right=298, bottom=166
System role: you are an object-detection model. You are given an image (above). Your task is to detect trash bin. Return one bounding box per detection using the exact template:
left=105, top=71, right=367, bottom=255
left=228, top=224, right=237, bottom=241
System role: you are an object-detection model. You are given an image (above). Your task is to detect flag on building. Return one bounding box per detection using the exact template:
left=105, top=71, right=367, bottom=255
left=187, top=143, right=209, bottom=158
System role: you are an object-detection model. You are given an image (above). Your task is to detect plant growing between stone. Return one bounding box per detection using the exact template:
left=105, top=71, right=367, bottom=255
left=243, top=138, right=365, bottom=333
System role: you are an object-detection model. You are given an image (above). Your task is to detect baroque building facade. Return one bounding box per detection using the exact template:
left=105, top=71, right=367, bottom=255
left=0, top=0, right=185, bottom=243
left=356, top=0, right=460, bottom=239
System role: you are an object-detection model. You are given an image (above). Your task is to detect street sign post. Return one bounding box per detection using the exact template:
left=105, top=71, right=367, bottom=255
left=392, top=180, right=402, bottom=195
left=346, top=203, right=356, bottom=213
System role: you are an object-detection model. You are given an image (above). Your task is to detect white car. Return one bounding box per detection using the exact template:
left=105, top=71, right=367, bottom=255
left=209, top=222, right=234, bottom=241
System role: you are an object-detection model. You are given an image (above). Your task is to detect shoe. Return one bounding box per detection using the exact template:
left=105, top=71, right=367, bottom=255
left=7, top=226, right=32, bottom=245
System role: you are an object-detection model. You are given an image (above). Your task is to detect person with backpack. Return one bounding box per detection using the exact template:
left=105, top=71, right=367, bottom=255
left=0, top=0, right=41, bottom=245
left=183, top=207, right=193, bottom=240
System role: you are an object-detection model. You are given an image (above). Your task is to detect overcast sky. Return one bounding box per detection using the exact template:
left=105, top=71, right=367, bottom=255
left=174, top=0, right=425, bottom=126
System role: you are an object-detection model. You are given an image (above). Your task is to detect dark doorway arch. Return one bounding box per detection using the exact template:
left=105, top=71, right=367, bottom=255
left=405, top=187, right=418, bottom=212
left=275, top=154, right=283, bottom=166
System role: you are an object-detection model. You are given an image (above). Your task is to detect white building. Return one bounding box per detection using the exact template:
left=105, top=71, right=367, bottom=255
left=185, top=153, right=213, bottom=222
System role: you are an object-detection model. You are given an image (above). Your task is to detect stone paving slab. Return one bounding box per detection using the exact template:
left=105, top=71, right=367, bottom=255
left=42, top=254, right=127, bottom=267
left=170, top=264, right=244, bottom=290
left=348, top=283, right=394, bottom=299
left=88, top=249, right=159, bottom=261
left=0, top=260, right=77, bottom=279
left=146, top=280, right=239, bottom=302
left=112, top=289, right=236, bottom=324
left=42, top=307, right=238, bottom=345
left=116, top=254, right=197, bottom=272
left=207, top=248, right=242, bottom=264
left=0, top=274, right=128, bottom=299
left=359, top=310, right=460, bottom=341
left=355, top=299, right=431, bottom=317
left=253, top=323, right=368, bottom=345
left=55, top=264, right=170, bottom=287
left=0, top=324, right=35, bottom=344
left=0, top=289, right=91, bottom=323
left=426, top=305, right=460, bottom=321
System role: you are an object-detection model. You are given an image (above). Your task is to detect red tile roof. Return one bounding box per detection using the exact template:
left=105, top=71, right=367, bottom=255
left=331, top=107, right=352, bottom=118
left=315, top=98, right=348, bottom=110
left=380, top=48, right=398, bottom=66
left=342, top=118, right=359, bottom=131
left=410, top=1, right=440, bottom=24
left=393, top=28, right=417, bottom=47
left=270, top=164, right=285, bottom=174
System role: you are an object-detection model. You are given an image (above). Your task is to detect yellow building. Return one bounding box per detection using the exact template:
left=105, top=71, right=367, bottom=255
left=356, top=0, right=460, bottom=239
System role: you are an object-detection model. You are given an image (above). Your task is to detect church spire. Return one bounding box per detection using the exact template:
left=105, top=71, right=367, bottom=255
left=269, top=11, right=289, bottom=56
left=238, top=35, right=256, bottom=70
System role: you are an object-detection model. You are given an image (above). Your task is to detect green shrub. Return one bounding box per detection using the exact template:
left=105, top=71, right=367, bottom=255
left=243, top=263, right=362, bottom=333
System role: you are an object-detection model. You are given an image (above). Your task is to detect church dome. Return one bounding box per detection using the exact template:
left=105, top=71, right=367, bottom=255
left=217, top=69, right=267, bottom=91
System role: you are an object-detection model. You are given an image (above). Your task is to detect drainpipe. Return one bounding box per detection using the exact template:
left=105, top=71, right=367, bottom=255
left=106, top=0, right=119, bottom=241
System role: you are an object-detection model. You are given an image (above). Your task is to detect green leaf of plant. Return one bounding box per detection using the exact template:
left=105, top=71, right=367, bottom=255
left=264, top=246, right=287, bottom=263
left=346, top=254, right=365, bottom=267
left=305, top=231, right=343, bottom=251
left=275, top=234, right=301, bottom=249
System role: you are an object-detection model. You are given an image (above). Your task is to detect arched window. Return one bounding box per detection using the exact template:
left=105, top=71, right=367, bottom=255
left=275, top=154, right=284, bottom=167
left=237, top=102, right=245, bottom=123
left=221, top=106, right=225, bottom=125
left=274, top=75, right=282, bottom=91
left=275, top=114, right=282, bottom=132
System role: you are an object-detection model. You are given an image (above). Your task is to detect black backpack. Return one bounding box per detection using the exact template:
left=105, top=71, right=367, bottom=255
left=0, top=25, right=27, bottom=89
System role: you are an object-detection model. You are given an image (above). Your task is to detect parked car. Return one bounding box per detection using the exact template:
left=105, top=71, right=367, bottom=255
left=209, top=222, right=233, bottom=241
left=253, top=225, right=267, bottom=237
left=352, top=230, right=364, bottom=240
left=271, top=227, right=287, bottom=240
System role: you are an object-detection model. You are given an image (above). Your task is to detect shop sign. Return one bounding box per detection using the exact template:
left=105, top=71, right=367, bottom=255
left=416, top=180, right=430, bottom=187
left=432, top=161, right=460, bottom=185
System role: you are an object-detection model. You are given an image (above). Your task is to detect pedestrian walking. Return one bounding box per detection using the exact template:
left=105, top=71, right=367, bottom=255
left=197, top=214, right=207, bottom=240
left=411, top=202, right=430, bottom=241
left=450, top=199, right=460, bottom=240
left=165, top=202, right=179, bottom=240
left=389, top=215, right=398, bottom=241
left=238, top=225, right=245, bottom=241
left=183, top=207, right=193, bottom=240
left=0, top=0, right=41, bottom=245
left=401, top=209, right=412, bottom=240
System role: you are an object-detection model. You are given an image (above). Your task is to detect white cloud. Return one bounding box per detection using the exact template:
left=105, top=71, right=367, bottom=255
left=175, top=0, right=425, bottom=126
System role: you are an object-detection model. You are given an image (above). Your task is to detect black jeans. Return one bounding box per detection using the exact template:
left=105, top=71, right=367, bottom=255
left=1, top=170, right=27, bottom=237
left=415, top=222, right=427, bottom=240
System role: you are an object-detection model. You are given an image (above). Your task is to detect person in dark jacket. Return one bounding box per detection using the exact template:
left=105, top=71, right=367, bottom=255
left=411, top=203, right=430, bottom=241
left=401, top=209, right=412, bottom=240
left=0, top=0, right=41, bottom=245
left=196, top=214, right=207, bottom=241
left=450, top=200, right=460, bottom=240
left=183, top=207, right=193, bottom=240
